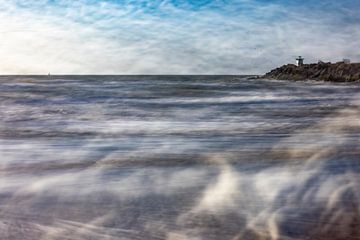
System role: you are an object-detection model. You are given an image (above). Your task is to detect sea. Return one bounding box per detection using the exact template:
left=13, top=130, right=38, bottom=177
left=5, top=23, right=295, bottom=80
left=0, top=75, right=359, bottom=239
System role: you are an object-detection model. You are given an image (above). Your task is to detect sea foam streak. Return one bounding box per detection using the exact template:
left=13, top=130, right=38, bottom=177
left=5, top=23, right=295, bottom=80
left=0, top=76, right=359, bottom=239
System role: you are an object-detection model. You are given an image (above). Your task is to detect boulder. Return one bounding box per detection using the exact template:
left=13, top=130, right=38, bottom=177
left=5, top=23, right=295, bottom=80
left=262, top=62, right=360, bottom=82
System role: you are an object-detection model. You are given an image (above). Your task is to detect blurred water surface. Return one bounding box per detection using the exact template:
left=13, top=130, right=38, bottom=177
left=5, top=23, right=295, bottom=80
left=0, top=75, right=359, bottom=239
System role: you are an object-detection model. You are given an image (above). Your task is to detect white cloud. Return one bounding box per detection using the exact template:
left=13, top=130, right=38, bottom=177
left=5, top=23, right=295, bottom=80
left=0, top=0, right=359, bottom=74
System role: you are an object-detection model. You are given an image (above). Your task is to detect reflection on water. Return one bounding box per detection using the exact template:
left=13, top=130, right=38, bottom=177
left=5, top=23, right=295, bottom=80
left=0, top=75, right=359, bottom=239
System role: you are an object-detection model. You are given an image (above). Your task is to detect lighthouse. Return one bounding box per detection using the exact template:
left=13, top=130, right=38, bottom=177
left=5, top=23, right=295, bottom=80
left=296, top=56, right=304, bottom=66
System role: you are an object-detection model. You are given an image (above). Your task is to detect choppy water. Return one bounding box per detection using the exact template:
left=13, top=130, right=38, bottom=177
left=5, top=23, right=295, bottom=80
left=0, top=75, right=359, bottom=240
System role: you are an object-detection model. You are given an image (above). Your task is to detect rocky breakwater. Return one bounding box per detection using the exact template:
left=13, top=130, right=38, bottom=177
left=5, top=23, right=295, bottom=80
left=263, top=62, right=360, bottom=82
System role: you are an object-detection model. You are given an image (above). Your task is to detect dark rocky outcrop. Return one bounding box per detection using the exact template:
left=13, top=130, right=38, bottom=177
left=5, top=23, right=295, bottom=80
left=262, top=62, right=360, bottom=82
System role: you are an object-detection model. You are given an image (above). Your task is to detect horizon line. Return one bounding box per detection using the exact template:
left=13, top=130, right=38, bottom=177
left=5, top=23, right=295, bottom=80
left=0, top=74, right=261, bottom=77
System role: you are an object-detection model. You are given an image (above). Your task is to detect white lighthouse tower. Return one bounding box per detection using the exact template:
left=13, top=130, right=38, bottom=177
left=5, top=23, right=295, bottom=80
left=296, top=56, right=304, bottom=66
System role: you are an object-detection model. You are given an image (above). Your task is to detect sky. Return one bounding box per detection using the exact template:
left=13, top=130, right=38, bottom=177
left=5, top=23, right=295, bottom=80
left=0, top=0, right=360, bottom=74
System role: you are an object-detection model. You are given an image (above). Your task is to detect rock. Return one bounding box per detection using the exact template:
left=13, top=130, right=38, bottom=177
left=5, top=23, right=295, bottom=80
left=262, top=62, right=360, bottom=82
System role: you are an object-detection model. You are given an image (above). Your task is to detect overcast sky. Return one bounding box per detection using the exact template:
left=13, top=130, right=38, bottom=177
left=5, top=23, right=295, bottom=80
left=0, top=0, right=359, bottom=74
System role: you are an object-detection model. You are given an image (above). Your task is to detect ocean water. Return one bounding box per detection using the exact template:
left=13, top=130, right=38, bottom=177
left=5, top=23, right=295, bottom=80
left=0, top=75, right=359, bottom=240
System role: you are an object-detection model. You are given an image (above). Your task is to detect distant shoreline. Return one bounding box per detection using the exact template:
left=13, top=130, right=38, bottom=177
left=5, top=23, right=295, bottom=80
left=261, top=62, right=360, bottom=82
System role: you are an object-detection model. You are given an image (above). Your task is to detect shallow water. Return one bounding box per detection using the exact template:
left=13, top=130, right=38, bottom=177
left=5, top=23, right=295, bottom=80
left=0, top=75, right=359, bottom=239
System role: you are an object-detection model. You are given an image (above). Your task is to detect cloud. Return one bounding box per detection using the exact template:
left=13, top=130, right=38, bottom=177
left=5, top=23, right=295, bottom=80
left=0, top=0, right=359, bottom=74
